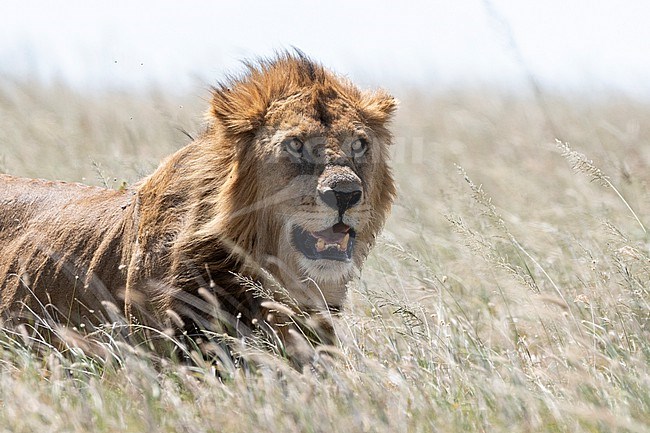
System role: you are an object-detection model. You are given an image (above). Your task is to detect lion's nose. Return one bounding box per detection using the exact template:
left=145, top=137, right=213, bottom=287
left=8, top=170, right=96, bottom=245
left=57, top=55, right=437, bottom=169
left=319, top=183, right=363, bottom=215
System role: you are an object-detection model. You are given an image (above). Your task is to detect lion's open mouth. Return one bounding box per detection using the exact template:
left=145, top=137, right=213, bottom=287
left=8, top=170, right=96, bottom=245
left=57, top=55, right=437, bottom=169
left=292, top=222, right=356, bottom=262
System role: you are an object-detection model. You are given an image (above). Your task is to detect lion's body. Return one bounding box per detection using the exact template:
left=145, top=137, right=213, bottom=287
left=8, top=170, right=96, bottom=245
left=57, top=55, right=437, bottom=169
left=0, top=175, right=136, bottom=324
left=0, top=53, right=396, bottom=354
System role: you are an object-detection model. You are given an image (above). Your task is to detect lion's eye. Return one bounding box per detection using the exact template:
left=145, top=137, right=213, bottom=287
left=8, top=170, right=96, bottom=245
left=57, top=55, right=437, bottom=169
left=285, top=138, right=304, bottom=159
left=351, top=139, right=367, bottom=158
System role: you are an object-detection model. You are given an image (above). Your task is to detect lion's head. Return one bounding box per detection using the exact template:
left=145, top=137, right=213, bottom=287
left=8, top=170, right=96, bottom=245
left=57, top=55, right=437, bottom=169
left=177, top=52, right=396, bottom=314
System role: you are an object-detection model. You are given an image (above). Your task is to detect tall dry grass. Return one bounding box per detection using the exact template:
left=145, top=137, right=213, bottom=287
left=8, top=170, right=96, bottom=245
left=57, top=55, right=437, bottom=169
left=1, top=79, right=650, bottom=432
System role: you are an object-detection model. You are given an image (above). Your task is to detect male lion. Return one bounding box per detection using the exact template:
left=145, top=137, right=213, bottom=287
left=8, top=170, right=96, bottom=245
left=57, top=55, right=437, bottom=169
left=0, top=52, right=396, bottom=360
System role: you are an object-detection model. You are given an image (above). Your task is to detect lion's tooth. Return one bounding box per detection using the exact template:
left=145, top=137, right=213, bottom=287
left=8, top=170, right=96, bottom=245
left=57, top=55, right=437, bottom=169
left=316, top=238, right=326, bottom=252
left=339, top=233, right=350, bottom=251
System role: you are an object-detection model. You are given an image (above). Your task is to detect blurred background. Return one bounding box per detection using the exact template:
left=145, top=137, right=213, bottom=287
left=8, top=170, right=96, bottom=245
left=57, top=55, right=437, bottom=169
left=2, top=0, right=649, bottom=98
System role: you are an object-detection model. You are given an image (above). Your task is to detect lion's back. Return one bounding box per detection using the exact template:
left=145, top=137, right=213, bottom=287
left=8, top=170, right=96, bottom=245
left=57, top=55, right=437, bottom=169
left=0, top=174, right=136, bottom=323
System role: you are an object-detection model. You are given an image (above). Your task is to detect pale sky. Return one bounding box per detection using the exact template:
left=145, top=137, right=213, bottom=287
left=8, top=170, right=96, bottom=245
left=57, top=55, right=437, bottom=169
left=1, top=0, right=649, bottom=98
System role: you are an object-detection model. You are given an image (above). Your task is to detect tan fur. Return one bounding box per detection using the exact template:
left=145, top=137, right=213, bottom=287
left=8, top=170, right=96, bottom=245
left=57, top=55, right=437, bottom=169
left=0, top=52, right=396, bottom=354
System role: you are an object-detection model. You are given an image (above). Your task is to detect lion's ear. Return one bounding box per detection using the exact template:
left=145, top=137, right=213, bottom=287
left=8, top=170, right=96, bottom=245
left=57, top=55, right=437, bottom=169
left=358, top=90, right=398, bottom=128
left=209, top=85, right=266, bottom=140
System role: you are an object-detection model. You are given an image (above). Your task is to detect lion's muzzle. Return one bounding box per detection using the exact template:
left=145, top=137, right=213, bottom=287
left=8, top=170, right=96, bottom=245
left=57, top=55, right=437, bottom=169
left=317, top=165, right=363, bottom=218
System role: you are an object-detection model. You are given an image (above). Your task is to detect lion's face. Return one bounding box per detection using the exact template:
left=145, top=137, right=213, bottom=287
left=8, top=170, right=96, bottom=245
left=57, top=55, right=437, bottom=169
left=252, top=93, right=393, bottom=307
left=208, top=54, right=396, bottom=309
